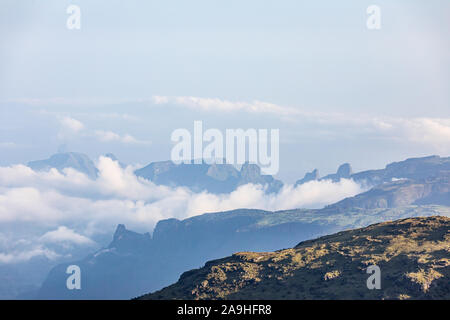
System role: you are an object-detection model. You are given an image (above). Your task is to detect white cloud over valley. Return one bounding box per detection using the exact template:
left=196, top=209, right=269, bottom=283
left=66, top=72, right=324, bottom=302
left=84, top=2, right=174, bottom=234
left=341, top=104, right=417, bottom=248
left=0, top=157, right=364, bottom=263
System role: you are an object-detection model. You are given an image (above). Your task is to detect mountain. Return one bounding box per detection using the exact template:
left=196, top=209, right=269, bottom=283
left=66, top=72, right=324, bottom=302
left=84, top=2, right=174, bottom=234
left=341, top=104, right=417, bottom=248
left=36, top=156, right=450, bottom=299
left=27, top=152, right=98, bottom=179
left=328, top=173, right=450, bottom=211
left=321, top=163, right=353, bottom=182
left=295, top=169, right=320, bottom=185
left=139, top=216, right=450, bottom=300
left=36, top=209, right=328, bottom=299
left=36, top=204, right=450, bottom=299
left=135, top=160, right=283, bottom=194
left=104, top=153, right=126, bottom=168
left=295, top=155, right=450, bottom=186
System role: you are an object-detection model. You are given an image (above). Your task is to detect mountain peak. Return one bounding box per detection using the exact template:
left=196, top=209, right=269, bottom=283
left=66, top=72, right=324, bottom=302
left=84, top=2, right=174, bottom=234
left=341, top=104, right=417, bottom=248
left=336, top=163, right=352, bottom=178
left=113, top=224, right=127, bottom=240
left=109, top=224, right=151, bottom=252
left=295, top=169, right=320, bottom=185
left=27, top=152, right=98, bottom=179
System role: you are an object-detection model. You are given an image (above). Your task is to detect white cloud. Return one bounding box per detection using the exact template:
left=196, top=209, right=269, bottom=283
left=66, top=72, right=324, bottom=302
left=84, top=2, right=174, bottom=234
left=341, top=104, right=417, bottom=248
left=185, top=179, right=363, bottom=215
left=57, top=116, right=85, bottom=140
left=94, top=130, right=151, bottom=145
left=370, top=117, right=450, bottom=152
left=0, top=246, right=60, bottom=264
left=8, top=96, right=450, bottom=153
left=60, top=116, right=84, bottom=133
left=151, top=96, right=450, bottom=152
left=40, top=226, right=95, bottom=246
left=0, top=157, right=364, bottom=234
left=152, top=95, right=301, bottom=116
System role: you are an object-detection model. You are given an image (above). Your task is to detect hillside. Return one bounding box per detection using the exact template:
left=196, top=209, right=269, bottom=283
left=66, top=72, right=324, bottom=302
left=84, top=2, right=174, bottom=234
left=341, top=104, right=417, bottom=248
left=139, top=216, right=450, bottom=300
left=37, top=205, right=450, bottom=299
left=328, top=173, right=450, bottom=210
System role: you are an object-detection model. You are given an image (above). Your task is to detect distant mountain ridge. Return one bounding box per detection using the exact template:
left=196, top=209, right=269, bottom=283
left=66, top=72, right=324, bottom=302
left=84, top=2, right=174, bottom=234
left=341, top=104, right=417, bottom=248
left=139, top=216, right=450, bottom=300
left=27, top=153, right=450, bottom=194
left=37, top=203, right=450, bottom=299
left=296, top=155, right=450, bottom=186
left=328, top=173, right=450, bottom=211
left=27, top=152, right=99, bottom=179
left=135, top=160, right=283, bottom=194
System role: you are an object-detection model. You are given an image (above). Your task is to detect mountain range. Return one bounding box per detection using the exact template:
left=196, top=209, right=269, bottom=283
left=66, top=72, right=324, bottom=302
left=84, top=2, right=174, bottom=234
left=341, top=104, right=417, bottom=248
left=296, top=155, right=450, bottom=186
left=134, top=160, right=283, bottom=194
left=16, top=154, right=450, bottom=299
left=36, top=155, right=450, bottom=299
left=26, top=152, right=450, bottom=194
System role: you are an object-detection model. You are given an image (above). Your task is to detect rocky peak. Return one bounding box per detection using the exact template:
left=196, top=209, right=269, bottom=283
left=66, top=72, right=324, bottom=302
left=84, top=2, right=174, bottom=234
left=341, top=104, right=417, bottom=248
left=295, top=169, right=320, bottom=185
left=336, top=163, right=352, bottom=178
left=109, top=224, right=151, bottom=252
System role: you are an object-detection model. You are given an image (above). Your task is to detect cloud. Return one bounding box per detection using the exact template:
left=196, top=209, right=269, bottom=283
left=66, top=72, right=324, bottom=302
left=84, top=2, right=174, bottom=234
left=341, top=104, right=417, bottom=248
left=0, top=246, right=60, bottom=264
left=0, top=156, right=366, bottom=263
left=53, top=113, right=150, bottom=145
left=185, top=179, right=363, bottom=215
left=0, top=157, right=364, bottom=232
left=40, top=226, right=95, bottom=246
left=60, top=116, right=84, bottom=133
left=152, top=95, right=301, bottom=117
left=151, top=96, right=450, bottom=152
left=57, top=116, right=85, bottom=140
left=7, top=96, right=450, bottom=153
left=94, top=130, right=151, bottom=145
left=371, top=117, right=450, bottom=152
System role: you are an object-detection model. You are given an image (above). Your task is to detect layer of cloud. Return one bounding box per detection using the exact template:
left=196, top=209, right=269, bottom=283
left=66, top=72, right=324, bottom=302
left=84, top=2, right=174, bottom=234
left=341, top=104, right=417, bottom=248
left=373, top=117, right=450, bottom=151
left=152, top=95, right=300, bottom=117
left=54, top=115, right=151, bottom=145
left=5, top=96, right=450, bottom=153
left=60, top=116, right=84, bottom=133
left=151, top=96, right=450, bottom=151
left=40, top=226, right=95, bottom=246
left=0, top=156, right=364, bottom=265
left=0, top=246, right=60, bottom=264
left=94, top=130, right=151, bottom=145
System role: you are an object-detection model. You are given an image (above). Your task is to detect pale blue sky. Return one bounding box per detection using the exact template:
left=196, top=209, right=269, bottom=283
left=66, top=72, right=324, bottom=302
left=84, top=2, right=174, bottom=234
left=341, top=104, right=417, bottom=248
left=1, top=0, right=449, bottom=182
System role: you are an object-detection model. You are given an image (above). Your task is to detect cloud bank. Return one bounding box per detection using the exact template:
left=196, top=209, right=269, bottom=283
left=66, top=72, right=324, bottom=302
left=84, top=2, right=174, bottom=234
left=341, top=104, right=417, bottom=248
left=0, top=157, right=364, bottom=263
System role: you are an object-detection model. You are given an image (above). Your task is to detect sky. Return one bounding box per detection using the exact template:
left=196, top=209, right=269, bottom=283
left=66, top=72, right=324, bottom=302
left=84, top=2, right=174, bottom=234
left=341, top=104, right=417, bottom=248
left=1, top=0, right=449, bottom=182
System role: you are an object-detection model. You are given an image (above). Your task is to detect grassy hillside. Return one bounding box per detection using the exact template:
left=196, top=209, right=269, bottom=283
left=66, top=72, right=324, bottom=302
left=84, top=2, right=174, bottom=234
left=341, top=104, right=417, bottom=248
left=139, top=216, right=450, bottom=300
